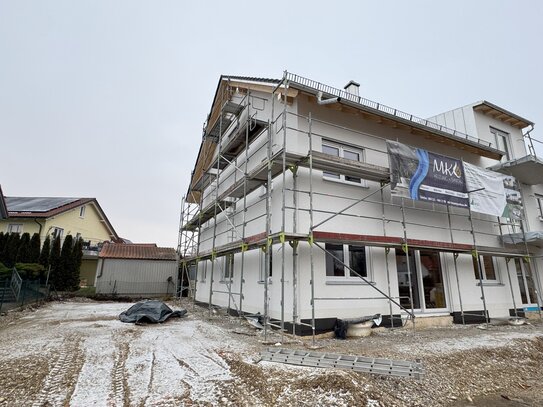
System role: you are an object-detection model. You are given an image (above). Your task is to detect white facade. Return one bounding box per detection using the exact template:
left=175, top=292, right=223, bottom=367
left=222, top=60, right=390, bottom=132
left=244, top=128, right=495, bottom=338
left=183, top=74, right=542, bottom=332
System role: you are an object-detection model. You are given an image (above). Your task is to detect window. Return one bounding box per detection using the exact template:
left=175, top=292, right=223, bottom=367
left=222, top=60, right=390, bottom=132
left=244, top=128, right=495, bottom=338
left=490, top=127, right=510, bottom=162
left=79, top=206, right=86, bottom=218
left=325, top=243, right=368, bottom=278
left=200, top=260, right=208, bottom=282
left=536, top=194, right=543, bottom=220
left=222, top=254, right=234, bottom=281
left=259, top=248, right=273, bottom=282
left=473, top=255, right=498, bottom=281
left=7, top=224, right=23, bottom=234
left=322, top=140, right=364, bottom=185
left=51, top=227, right=64, bottom=240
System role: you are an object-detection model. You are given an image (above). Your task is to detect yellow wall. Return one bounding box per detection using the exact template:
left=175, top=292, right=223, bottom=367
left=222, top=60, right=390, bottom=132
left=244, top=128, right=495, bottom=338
left=0, top=202, right=114, bottom=245
left=80, top=259, right=98, bottom=287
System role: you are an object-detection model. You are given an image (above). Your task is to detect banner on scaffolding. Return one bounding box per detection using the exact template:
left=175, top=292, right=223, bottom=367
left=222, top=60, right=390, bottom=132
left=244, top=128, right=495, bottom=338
left=464, top=162, right=524, bottom=220
left=386, top=141, right=469, bottom=208
left=386, top=140, right=523, bottom=220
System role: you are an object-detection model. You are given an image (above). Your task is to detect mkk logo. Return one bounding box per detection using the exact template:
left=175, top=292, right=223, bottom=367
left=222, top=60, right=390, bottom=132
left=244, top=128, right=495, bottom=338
left=433, top=160, right=462, bottom=178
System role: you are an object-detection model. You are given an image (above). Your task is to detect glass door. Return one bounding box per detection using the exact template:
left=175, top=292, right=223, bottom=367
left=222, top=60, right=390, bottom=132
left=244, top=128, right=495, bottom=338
left=396, top=249, right=421, bottom=310
left=419, top=250, right=447, bottom=310
left=515, top=258, right=538, bottom=306
left=396, top=249, right=448, bottom=312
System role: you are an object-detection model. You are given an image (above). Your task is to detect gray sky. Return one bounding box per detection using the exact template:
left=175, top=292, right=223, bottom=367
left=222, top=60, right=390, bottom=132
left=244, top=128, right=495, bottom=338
left=1, top=1, right=542, bottom=247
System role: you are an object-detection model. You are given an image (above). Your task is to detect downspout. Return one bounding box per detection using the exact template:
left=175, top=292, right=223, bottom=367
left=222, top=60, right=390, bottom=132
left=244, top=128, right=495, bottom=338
left=523, top=124, right=536, bottom=156
left=316, top=91, right=341, bottom=105
left=33, top=218, right=43, bottom=236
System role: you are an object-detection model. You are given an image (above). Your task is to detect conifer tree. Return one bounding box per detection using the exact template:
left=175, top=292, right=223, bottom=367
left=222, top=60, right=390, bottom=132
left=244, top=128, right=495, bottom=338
left=0, top=232, right=5, bottom=261
left=49, top=236, right=62, bottom=288
left=59, top=235, right=74, bottom=291
left=29, top=233, right=41, bottom=263
left=69, top=237, right=84, bottom=290
left=16, top=232, right=31, bottom=263
left=4, top=233, right=21, bottom=267
left=39, top=235, right=51, bottom=269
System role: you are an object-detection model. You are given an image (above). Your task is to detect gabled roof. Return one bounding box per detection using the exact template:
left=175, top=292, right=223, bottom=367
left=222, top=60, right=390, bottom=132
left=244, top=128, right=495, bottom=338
left=0, top=185, right=8, bottom=219
left=99, top=243, right=177, bottom=261
left=5, top=196, right=119, bottom=240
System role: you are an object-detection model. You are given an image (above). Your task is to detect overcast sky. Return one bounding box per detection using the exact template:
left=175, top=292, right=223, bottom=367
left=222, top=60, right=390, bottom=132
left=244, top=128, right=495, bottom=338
left=1, top=1, right=541, bottom=247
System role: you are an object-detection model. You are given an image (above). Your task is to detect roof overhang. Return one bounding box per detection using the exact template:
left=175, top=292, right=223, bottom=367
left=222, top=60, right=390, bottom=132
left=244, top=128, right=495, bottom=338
left=473, top=101, right=533, bottom=129
left=288, top=81, right=504, bottom=161
left=0, top=185, right=8, bottom=219
left=489, top=155, right=543, bottom=185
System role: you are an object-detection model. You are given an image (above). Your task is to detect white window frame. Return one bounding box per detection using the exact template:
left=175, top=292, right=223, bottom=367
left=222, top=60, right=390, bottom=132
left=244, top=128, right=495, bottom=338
left=473, top=254, right=500, bottom=282
left=259, top=247, right=273, bottom=283
left=79, top=205, right=86, bottom=218
left=490, top=127, right=511, bottom=162
left=321, top=140, right=367, bottom=186
left=325, top=243, right=371, bottom=281
left=200, top=260, right=207, bottom=283
left=7, top=224, right=23, bottom=234
left=51, top=227, right=64, bottom=240
left=536, top=194, right=543, bottom=221
left=221, top=254, right=234, bottom=281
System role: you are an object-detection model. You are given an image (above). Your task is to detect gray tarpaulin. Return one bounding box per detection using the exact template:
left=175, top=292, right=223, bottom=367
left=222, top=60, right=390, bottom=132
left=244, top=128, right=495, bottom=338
left=119, top=300, right=187, bottom=324
left=501, top=231, right=543, bottom=246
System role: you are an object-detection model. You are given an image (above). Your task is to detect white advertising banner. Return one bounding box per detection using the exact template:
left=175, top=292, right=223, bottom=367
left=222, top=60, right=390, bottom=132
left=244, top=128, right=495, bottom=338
left=464, top=162, right=523, bottom=220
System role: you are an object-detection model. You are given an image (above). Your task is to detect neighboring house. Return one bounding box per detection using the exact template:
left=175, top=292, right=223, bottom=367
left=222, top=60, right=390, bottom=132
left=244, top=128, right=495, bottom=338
left=95, top=243, right=178, bottom=297
left=0, top=186, right=7, bottom=219
left=179, top=72, right=543, bottom=335
left=0, top=196, right=119, bottom=286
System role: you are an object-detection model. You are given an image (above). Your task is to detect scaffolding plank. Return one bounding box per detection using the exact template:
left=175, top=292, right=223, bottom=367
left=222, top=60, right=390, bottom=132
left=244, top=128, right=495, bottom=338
left=260, top=348, right=424, bottom=379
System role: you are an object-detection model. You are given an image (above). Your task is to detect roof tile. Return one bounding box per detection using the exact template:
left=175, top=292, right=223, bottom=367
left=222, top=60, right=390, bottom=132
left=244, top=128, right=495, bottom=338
left=99, top=243, right=177, bottom=261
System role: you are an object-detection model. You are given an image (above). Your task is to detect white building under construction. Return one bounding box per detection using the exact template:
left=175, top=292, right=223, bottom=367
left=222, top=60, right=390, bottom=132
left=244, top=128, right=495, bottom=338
left=179, top=72, right=543, bottom=336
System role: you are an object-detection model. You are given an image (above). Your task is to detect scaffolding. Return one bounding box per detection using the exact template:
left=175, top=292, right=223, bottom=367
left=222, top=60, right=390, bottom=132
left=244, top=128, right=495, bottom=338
left=178, top=72, right=543, bottom=342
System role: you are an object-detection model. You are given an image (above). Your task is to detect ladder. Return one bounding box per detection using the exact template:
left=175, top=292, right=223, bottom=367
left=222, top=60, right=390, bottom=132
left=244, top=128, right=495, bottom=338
left=260, top=348, right=424, bottom=379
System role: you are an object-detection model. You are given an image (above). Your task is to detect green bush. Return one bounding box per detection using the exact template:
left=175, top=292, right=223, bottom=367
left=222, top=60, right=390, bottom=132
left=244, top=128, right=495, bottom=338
left=15, top=263, right=46, bottom=280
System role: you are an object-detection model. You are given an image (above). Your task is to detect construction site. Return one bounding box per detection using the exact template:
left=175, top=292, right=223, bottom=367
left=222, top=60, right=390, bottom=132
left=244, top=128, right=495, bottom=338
left=178, top=72, right=543, bottom=342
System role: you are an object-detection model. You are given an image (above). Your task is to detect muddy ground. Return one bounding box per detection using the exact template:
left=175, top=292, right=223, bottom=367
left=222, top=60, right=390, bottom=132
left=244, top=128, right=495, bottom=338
left=0, top=298, right=542, bottom=406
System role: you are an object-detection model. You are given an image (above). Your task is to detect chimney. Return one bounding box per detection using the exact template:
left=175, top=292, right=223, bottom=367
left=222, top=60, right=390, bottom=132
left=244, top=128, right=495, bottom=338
left=344, top=80, right=360, bottom=97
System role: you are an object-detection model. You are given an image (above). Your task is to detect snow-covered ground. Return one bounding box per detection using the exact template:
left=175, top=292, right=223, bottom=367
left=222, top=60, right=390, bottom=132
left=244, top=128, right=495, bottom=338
left=1, top=300, right=542, bottom=407
left=0, top=301, right=240, bottom=406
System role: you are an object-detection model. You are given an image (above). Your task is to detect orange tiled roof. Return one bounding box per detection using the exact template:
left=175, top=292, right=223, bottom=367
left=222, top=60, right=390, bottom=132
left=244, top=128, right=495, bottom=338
left=99, top=243, right=177, bottom=261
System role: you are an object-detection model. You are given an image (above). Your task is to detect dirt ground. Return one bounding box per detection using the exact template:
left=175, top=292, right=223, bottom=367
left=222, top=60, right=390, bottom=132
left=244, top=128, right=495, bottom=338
left=0, top=299, right=542, bottom=406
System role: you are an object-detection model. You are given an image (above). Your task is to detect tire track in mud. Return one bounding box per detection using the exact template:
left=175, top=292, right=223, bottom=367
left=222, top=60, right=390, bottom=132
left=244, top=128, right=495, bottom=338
left=31, top=333, right=84, bottom=407
left=110, top=341, right=130, bottom=407
left=173, top=350, right=231, bottom=403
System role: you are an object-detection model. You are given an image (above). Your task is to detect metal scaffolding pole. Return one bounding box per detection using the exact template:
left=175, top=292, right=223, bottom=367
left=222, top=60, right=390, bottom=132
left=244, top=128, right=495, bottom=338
left=399, top=198, right=416, bottom=330
left=380, top=185, right=394, bottom=328
left=291, top=166, right=299, bottom=335
left=264, top=119, right=273, bottom=341
left=308, top=112, right=316, bottom=345
left=466, top=186, right=490, bottom=325
left=497, top=218, right=518, bottom=318
left=238, top=90, right=251, bottom=317
left=280, top=77, right=289, bottom=341
left=208, top=97, right=225, bottom=316
left=447, top=203, right=465, bottom=325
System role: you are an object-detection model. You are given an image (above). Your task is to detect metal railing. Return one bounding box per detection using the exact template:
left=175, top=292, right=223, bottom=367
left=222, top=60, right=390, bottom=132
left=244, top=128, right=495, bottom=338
left=285, top=72, right=493, bottom=148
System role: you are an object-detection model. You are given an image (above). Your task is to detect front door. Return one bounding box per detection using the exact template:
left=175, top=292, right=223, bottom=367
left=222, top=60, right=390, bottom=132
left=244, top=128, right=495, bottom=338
left=396, top=249, right=448, bottom=312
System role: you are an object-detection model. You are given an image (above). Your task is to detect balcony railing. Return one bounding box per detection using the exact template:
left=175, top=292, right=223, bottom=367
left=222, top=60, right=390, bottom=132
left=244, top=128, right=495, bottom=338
left=285, top=72, right=492, bottom=148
